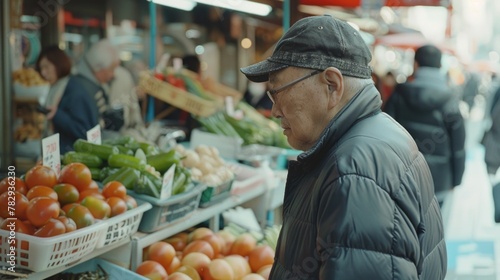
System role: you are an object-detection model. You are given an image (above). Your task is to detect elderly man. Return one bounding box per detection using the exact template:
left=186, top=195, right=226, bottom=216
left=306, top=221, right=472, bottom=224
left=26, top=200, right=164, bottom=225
left=49, top=39, right=120, bottom=152
left=240, top=15, right=447, bottom=279
left=74, top=39, right=123, bottom=132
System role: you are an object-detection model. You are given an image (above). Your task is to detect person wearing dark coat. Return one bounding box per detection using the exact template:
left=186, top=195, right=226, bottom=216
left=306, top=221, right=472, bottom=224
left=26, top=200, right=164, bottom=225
left=241, top=15, right=446, bottom=279
left=385, top=44, right=466, bottom=207
left=482, top=93, right=500, bottom=175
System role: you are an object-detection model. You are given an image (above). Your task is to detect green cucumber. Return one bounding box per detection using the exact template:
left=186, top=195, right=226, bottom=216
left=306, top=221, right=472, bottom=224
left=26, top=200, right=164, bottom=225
left=172, top=172, right=187, bottom=195
left=89, top=167, right=101, bottom=180
left=134, top=174, right=161, bottom=198
left=146, top=150, right=180, bottom=173
left=63, top=151, right=103, bottom=168
left=74, top=139, right=119, bottom=160
left=102, top=166, right=140, bottom=190
left=102, top=136, right=135, bottom=146
left=108, top=153, right=146, bottom=171
left=138, top=142, right=160, bottom=156
left=99, top=167, right=120, bottom=181
left=116, top=145, right=134, bottom=156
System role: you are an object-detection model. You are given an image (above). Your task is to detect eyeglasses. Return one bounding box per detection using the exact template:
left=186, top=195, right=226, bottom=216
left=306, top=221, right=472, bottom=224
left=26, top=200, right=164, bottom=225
left=266, top=70, right=321, bottom=104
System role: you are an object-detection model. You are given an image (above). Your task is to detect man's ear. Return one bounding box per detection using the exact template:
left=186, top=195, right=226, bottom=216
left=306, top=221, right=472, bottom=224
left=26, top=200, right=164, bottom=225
left=323, top=67, right=343, bottom=109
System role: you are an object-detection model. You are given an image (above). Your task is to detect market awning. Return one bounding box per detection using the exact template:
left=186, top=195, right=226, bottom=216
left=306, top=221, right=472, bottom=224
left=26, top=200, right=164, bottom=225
left=374, top=32, right=455, bottom=54
left=299, top=0, right=450, bottom=7
left=374, top=32, right=429, bottom=49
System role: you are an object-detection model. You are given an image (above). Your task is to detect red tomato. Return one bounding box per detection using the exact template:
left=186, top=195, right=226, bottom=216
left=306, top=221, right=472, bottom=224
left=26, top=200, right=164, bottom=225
left=106, top=197, right=127, bottom=217
left=56, top=216, right=77, bottom=233
left=248, top=245, right=275, bottom=272
left=53, top=183, right=79, bottom=205
left=0, top=177, right=27, bottom=195
left=66, top=204, right=94, bottom=229
left=0, top=219, right=33, bottom=235
left=80, top=196, right=111, bottom=219
left=26, top=197, right=60, bottom=227
left=78, top=189, right=105, bottom=202
left=0, top=191, right=29, bottom=220
left=124, top=195, right=138, bottom=210
left=61, top=202, right=79, bottom=214
left=102, top=181, right=127, bottom=199
left=148, top=242, right=176, bottom=270
left=24, top=165, right=58, bottom=189
left=58, top=163, right=92, bottom=192
left=34, top=218, right=66, bottom=237
left=135, top=260, right=168, bottom=280
left=26, top=185, right=58, bottom=201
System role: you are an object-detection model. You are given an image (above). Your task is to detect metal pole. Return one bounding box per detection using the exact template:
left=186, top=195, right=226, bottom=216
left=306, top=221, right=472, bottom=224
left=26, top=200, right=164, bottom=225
left=146, top=1, right=157, bottom=123
left=283, top=0, right=290, bottom=32
left=0, top=0, right=14, bottom=175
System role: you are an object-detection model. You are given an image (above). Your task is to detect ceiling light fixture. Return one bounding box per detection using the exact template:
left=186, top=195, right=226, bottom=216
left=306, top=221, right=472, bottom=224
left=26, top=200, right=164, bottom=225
left=195, top=0, right=272, bottom=16
left=150, top=0, right=197, bottom=11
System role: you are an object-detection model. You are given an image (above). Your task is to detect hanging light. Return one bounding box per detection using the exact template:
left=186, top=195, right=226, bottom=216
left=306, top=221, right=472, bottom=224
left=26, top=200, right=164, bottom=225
left=150, top=0, right=197, bottom=11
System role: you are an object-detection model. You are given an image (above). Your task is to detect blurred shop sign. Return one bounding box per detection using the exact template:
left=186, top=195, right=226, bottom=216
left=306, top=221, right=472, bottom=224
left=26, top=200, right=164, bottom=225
left=300, top=0, right=450, bottom=7
left=10, top=0, right=23, bottom=29
left=361, top=0, right=383, bottom=11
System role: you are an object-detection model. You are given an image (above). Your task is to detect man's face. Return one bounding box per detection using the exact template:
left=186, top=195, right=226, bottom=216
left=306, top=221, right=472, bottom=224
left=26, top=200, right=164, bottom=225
left=268, top=67, right=332, bottom=151
left=95, top=60, right=119, bottom=84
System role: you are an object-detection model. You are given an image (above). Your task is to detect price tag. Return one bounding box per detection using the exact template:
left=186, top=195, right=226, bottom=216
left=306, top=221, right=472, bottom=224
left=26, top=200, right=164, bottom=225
left=160, top=164, right=176, bottom=200
left=225, top=96, right=235, bottom=116
left=86, top=124, right=101, bottom=144
left=42, top=133, right=61, bottom=176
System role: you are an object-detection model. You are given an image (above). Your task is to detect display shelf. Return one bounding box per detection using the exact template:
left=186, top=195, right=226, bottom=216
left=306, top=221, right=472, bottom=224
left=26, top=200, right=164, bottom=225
left=21, top=238, right=130, bottom=280
left=130, top=184, right=266, bottom=270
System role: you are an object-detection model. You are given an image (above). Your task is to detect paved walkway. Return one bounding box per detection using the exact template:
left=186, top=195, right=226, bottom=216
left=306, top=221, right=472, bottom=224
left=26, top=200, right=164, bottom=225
left=444, top=106, right=500, bottom=279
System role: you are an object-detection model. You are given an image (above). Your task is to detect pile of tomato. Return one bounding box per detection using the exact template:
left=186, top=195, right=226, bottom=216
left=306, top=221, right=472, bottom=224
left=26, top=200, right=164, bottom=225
left=0, top=163, right=137, bottom=238
left=135, top=227, right=274, bottom=280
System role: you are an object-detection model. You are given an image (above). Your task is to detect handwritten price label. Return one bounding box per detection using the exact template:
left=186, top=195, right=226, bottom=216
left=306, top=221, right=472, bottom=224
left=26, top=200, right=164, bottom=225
left=160, top=164, right=176, bottom=200
left=86, top=124, right=101, bottom=144
left=42, top=133, right=61, bottom=176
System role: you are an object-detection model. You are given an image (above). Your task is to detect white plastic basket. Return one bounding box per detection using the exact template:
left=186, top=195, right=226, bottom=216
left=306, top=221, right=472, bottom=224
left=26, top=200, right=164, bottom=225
left=96, top=201, right=152, bottom=248
left=0, top=221, right=107, bottom=272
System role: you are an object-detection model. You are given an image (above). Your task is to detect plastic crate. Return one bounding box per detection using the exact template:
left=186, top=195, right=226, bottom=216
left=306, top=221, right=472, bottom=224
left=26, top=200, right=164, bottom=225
left=0, top=221, right=107, bottom=272
left=97, top=201, right=152, bottom=248
left=59, top=258, right=148, bottom=280
left=199, top=178, right=234, bottom=208
left=130, top=183, right=206, bottom=233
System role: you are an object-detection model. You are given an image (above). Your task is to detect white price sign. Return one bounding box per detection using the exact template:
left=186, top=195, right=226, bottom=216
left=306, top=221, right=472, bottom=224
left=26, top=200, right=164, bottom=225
left=160, top=164, right=176, bottom=200
left=225, top=96, right=235, bottom=116
left=86, top=124, right=101, bottom=144
left=41, top=133, right=61, bottom=176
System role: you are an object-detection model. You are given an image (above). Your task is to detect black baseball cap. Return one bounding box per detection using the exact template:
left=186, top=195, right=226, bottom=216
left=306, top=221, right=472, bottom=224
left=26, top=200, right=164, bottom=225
left=240, top=14, right=372, bottom=82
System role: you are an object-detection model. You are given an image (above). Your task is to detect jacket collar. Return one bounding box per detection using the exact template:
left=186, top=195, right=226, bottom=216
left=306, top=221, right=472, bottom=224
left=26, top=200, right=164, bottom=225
left=296, top=84, right=382, bottom=168
left=74, top=57, right=101, bottom=86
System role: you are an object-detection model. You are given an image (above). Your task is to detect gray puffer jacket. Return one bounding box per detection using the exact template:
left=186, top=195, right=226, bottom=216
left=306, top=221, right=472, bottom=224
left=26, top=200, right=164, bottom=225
left=269, top=84, right=447, bottom=279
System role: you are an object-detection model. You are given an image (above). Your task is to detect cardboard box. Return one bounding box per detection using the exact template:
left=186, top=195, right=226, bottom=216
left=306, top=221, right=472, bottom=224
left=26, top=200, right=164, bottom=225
left=138, top=71, right=221, bottom=117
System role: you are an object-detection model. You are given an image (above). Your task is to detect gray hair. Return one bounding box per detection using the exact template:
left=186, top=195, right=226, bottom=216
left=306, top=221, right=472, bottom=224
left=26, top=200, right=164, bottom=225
left=85, top=39, right=119, bottom=71
left=343, top=76, right=374, bottom=96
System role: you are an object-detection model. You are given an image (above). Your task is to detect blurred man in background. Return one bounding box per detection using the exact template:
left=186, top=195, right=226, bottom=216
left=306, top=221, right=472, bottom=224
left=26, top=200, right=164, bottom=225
left=385, top=44, right=466, bottom=208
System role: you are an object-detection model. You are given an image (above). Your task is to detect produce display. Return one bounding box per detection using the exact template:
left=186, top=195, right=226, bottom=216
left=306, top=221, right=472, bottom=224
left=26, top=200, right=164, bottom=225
left=174, top=144, right=233, bottom=187
left=0, top=164, right=138, bottom=238
left=194, top=102, right=290, bottom=149
left=62, top=138, right=192, bottom=199
left=12, top=68, right=49, bottom=86
left=2, top=125, right=283, bottom=278
left=136, top=226, right=277, bottom=280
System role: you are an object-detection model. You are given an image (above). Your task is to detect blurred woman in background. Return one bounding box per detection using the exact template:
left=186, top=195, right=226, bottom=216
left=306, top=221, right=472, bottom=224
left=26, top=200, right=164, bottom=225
left=36, top=45, right=100, bottom=153
left=36, top=45, right=72, bottom=136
